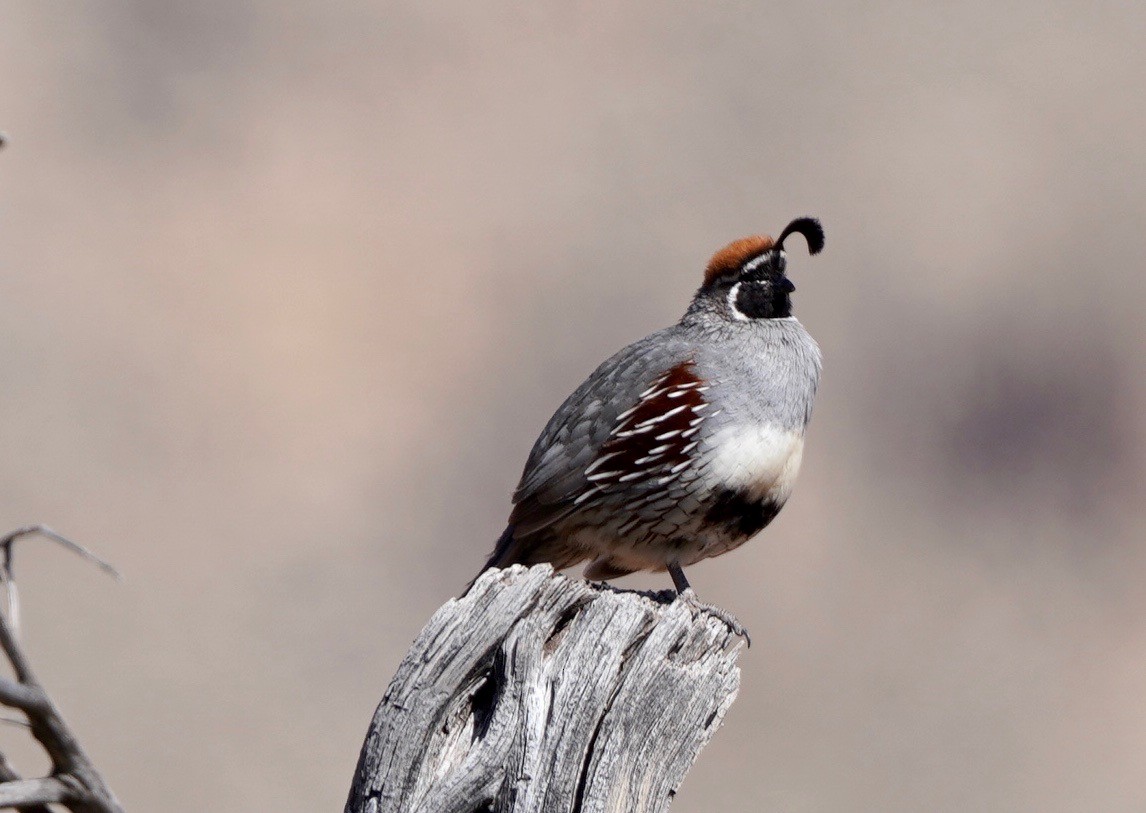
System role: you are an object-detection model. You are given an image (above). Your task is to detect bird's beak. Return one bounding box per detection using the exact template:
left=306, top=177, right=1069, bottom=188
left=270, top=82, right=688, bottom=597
left=778, top=277, right=796, bottom=293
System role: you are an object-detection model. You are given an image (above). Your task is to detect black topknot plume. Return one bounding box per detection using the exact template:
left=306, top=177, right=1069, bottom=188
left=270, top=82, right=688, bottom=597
left=775, top=217, right=825, bottom=256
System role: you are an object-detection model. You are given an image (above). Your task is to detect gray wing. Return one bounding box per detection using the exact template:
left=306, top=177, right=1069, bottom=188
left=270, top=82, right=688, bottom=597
left=509, top=326, right=695, bottom=535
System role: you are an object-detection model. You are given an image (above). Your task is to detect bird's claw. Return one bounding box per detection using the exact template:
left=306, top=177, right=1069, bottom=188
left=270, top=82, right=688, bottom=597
left=676, top=589, right=751, bottom=647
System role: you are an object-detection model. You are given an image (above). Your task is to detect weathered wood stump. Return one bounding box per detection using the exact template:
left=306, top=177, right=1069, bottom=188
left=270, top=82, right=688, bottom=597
left=345, top=564, right=743, bottom=813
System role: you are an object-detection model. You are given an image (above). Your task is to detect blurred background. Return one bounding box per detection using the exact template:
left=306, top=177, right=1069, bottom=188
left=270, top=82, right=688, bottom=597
left=1, top=2, right=1144, bottom=810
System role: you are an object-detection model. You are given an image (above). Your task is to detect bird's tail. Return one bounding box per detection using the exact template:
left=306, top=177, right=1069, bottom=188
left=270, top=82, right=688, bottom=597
left=461, top=525, right=519, bottom=596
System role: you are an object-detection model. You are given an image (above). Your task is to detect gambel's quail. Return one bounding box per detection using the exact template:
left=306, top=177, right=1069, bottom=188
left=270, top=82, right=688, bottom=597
left=472, top=218, right=825, bottom=635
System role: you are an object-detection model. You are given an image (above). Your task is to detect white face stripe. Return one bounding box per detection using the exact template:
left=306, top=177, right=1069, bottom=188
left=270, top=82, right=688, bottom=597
left=741, top=254, right=769, bottom=274
left=727, top=282, right=749, bottom=321
left=741, top=248, right=784, bottom=275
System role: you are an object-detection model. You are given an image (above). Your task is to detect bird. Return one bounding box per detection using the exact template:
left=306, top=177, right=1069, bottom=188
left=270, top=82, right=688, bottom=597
left=471, top=218, right=825, bottom=636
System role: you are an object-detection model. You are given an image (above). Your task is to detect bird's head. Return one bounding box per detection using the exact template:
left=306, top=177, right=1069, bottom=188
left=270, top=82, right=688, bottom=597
left=695, top=217, right=824, bottom=321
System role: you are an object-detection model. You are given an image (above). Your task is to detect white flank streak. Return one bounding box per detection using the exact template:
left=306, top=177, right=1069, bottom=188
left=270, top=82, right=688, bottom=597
left=573, top=488, right=600, bottom=505
left=648, top=444, right=672, bottom=454
left=615, top=425, right=655, bottom=438
left=614, top=404, right=640, bottom=422
left=587, top=470, right=622, bottom=482
left=636, top=404, right=688, bottom=427
left=583, top=451, right=620, bottom=475
left=618, top=472, right=644, bottom=482
left=706, top=424, right=805, bottom=502
left=655, top=429, right=682, bottom=440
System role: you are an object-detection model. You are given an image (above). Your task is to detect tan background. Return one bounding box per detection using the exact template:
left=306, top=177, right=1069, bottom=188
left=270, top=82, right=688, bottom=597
left=1, top=2, right=1144, bottom=810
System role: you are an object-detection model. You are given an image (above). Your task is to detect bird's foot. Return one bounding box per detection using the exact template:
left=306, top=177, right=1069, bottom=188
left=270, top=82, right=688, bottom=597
left=676, top=589, right=751, bottom=647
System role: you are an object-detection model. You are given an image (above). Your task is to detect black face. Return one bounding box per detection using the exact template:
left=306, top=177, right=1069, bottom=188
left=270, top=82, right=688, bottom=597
left=731, top=250, right=795, bottom=320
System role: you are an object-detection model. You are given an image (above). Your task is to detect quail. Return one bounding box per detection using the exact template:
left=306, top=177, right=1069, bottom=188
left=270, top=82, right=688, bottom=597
left=472, top=218, right=825, bottom=636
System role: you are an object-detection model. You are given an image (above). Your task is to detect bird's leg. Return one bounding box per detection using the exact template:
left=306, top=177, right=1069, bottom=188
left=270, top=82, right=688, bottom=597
left=666, top=562, right=750, bottom=646
left=667, top=560, right=692, bottom=594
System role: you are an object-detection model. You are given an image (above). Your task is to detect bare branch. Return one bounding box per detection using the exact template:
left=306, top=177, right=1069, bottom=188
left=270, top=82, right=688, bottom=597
left=0, top=526, right=121, bottom=582
left=0, top=752, right=54, bottom=813
left=0, top=778, right=70, bottom=808
left=0, top=604, right=38, bottom=686
left=0, top=526, right=124, bottom=813
left=0, top=524, right=120, bottom=641
left=0, top=679, right=46, bottom=714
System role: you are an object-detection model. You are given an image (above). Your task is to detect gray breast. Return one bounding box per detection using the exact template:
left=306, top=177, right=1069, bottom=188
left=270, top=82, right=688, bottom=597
left=693, top=316, right=822, bottom=433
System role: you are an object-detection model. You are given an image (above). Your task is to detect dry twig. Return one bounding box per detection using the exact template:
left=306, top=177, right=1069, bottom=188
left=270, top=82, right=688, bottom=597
left=0, top=526, right=123, bottom=813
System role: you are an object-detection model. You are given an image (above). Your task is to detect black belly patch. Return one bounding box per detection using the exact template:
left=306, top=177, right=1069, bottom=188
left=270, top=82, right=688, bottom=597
left=704, top=489, right=783, bottom=537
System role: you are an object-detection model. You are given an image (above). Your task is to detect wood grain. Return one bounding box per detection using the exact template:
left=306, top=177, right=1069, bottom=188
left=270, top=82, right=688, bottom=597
left=345, top=565, right=742, bottom=813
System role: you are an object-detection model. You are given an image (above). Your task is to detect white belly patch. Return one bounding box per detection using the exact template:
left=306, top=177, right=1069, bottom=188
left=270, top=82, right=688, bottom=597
left=705, top=423, right=805, bottom=503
